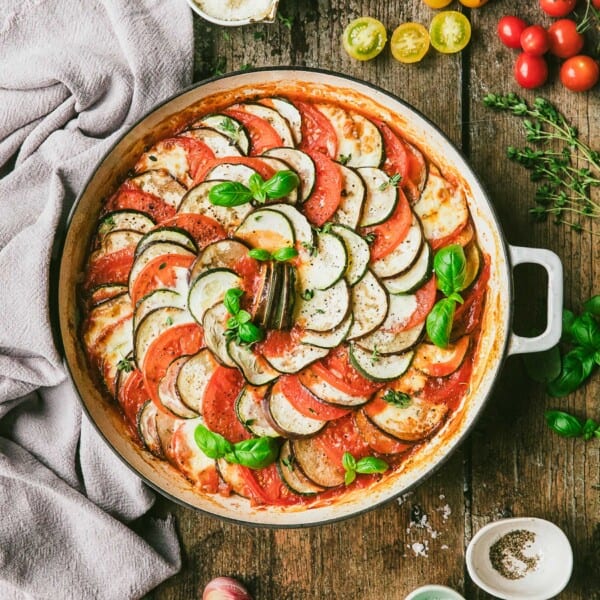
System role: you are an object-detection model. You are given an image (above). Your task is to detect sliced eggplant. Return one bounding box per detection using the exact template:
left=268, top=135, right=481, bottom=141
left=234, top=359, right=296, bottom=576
left=297, top=231, right=347, bottom=291
left=263, top=262, right=284, bottom=329
left=235, top=209, right=295, bottom=252
left=462, top=241, right=481, bottom=290
left=332, top=165, right=365, bottom=229
left=134, top=289, right=185, bottom=331
left=177, top=180, right=253, bottom=230
left=298, top=368, right=372, bottom=407
left=194, top=114, right=250, bottom=154
left=188, top=268, right=242, bottom=325
left=356, top=321, right=424, bottom=355
left=235, top=385, right=280, bottom=437
left=383, top=242, right=432, bottom=295
left=182, top=127, right=242, bottom=157
left=216, top=459, right=254, bottom=499
left=354, top=409, right=414, bottom=455
left=176, top=348, right=219, bottom=413
left=136, top=401, right=164, bottom=457
left=262, top=339, right=329, bottom=374
left=266, top=380, right=327, bottom=438
left=349, top=344, right=414, bottom=382
left=128, top=170, right=186, bottom=208
left=234, top=103, right=295, bottom=147
left=202, top=303, right=236, bottom=368
left=226, top=340, right=279, bottom=386
left=97, top=210, right=155, bottom=239
left=357, top=290, right=418, bottom=343
left=96, top=317, right=134, bottom=397
left=89, top=284, right=129, bottom=307
left=357, top=167, right=398, bottom=227
left=83, top=293, right=132, bottom=350
left=134, top=226, right=197, bottom=258
left=350, top=113, right=383, bottom=168
left=291, top=437, right=345, bottom=488
left=330, top=224, right=370, bottom=286
left=371, top=217, right=423, bottom=280
left=190, top=239, right=250, bottom=282
left=90, top=230, right=142, bottom=261
left=261, top=97, right=303, bottom=145
left=346, top=270, right=388, bottom=340
left=158, top=357, right=200, bottom=419
left=412, top=335, right=470, bottom=377
left=271, top=262, right=296, bottom=331
left=135, top=139, right=196, bottom=187
left=294, top=278, right=350, bottom=333
left=277, top=440, right=325, bottom=495
left=299, top=312, right=353, bottom=349
left=315, top=104, right=361, bottom=166
left=204, top=163, right=258, bottom=186
left=253, top=261, right=275, bottom=328
left=262, top=148, right=315, bottom=202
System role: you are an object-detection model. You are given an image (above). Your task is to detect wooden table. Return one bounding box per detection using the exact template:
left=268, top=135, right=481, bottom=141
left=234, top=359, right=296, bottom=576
left=149, top=1, right=600, bottom=598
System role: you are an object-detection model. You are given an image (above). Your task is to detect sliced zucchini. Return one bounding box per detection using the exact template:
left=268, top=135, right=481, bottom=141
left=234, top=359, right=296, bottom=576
left=188, top=268, right=242, bottom=325
left=202, top=303, right=236, bottom=368
left=90, top=230, right=142, bottom=261
left=226, top=340, right=279, bottom=386
left=356, top=321, right=424, bottom=355
left=182, top=127, right=242, bottom=157
left=350, top=113, right=383, bottom=168
left=128, top=170, right=186, bottom=208
left=235, top=103, right=295, bottom=147
left=371, top=217, right=423, bottom=279
left=355, top=409, right=414, bottom=455
left=383, top=242, right=432, bottom=295
left=315, top=104, right=361, bottom=166
left=330, top=224, right=370, bottom=286
left=267, top=381, right=327, bottom=438
left=332, top=165, right=365, bottom=229
left=178, top=180, right=253, bottom=230
left=262, top=339, right=329, bottom=374
left=134, top=289, right=185, bottom=331
left=235, top=385, right=280, bottom=437
left=235, top=209, right=295, bottom=252
left=297, top=231, right=347, bottom=292
left=298, top=368, right=372, bottom=407
left=158, top=357, right=200, bottom=419
left=357, top=167, right=398, bottom=227
left=263, top=262, right=285, bottom=330
left=299, top=312, right=353, bottom=349
left=137, top=401, right=164, bottom=457
left=253, top=261, right=275, bottom=328
left=294, top=278, right=350, bottom=333
left=97, top=317, right=134, bottom=397
left=349, top=345, right=414, bottom=382
left=261, top=97, right=303, bottom=145
left=277, top=440, right=325, bottom=495
left=89, top=284, right=129, bottom=307
left=412, top=335, right=470, bottom=377
left=267, top=203, right=314, bottom=247
left=176, top=348, right=219, bottom=413
left=190, top=239, right=249, bottom=282
left=463, top=241, right=481, bottom=290
left=271, top=262, right=296, bottom=331
left=262, top=148, right=315, bottom=202
left=194, top=114, right=250, bottom=154
left=291, top=437, right=345, bottom=488
left=204, top=163, right=258, bottom=186
left=97, top=210, right=155, bottom=239
left=346, top=271, right=388, bottom=340
left=365, top=393, right=448, bottom=442
left=135, top=226, right=197, bottom=258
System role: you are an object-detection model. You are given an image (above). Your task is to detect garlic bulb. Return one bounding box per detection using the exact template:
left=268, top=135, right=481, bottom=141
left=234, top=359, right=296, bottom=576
left=202, top=577, right=253, bottom=600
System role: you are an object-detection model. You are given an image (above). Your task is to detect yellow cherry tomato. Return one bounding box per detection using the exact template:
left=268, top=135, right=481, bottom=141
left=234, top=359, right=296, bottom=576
left=458, top=0, right=489, bottom=7
left=391, top=23, right=430, bottom=63
left=422, top=0, right=453, bottom=7
left=429, top=11, right=472, bottom=54
left=342, top=17, right=387, bottom=61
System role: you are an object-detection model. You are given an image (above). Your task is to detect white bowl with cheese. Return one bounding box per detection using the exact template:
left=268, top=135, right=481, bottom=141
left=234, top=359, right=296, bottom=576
left=186, top=0, right=279, bottom=26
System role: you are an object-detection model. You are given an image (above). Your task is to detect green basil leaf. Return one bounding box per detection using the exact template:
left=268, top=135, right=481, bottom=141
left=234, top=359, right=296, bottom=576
left=237, top=310, right=252, bottom=324
left=434, top=244, right=467, bottom=296
left=208, top=181, right=253, bottom=207
left=583, top=295, right=600, bottom=317
left=523, top=345, right=561, bottom=383
left=344, top=469, right=356, bottom=486
left=272, top=246, right=298, bottom=262
left=426, top=298, right=456, bottom=349
left=342, top=451, right=356, bottom=472
left=355, top=456, right=389, bottom=475
left=224, top=287, right=244, bottom=316
left=594, top=349, right=600, bottom=366
left=544, top=410, right=583, bottom=437
left=583, top=418, right=599, bottom=441
left=561, top=309, right=576, bottom=343
left=261, top=170, right=300, bottom=199
left=546, top=348, right=591, bottom=397
left=227, top=436, right=279, bottom=469
left=194, top=424, right=234, bottom=459
left=238, top=321, right=264, bottom=344
left=571, top=313, right=600, bottom=350
left=248, top=173, right=267, bottom=203
left=226, top=316, right=239, bottom=329
left=249, top=248, right=272, bottom=261
left=447, top=292, right=464, bottom=305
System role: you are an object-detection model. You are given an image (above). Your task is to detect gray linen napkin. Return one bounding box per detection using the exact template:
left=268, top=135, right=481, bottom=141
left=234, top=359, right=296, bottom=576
left=0, top=1, right=194, bottom=598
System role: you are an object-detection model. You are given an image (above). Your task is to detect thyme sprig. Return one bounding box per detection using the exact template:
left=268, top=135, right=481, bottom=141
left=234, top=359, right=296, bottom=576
left=483, top=93, right=600, bottom=232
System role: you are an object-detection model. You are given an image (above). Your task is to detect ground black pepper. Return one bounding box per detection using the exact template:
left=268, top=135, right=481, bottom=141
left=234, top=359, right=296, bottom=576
left=489, top=529, right=540, bottom=580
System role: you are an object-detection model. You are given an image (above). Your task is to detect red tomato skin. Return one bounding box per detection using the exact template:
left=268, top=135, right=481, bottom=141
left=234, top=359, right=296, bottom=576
left=547, top=19, right=584, bottom=58
left=514, top=53, right=548, bottom=89
left=497, top=16, right=528, bottom=50
left=593, top=0, right=600, bottom=8
left=539, top=0, right=577, bottom=17
left=560, top=55, right=600, bottom=92
left=520, top=25, right=550, bottom=56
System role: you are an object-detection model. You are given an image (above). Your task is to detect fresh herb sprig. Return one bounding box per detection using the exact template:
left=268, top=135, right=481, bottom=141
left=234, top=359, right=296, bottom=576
left=249, top=246, right=298, bottom=262
left=484, top=93, right=600, bottom=232
left=223, top=288, right=264, bottom=345
left=545, top=411, right=600, bottom=440
left=426, top=244, right=469, bottom=348
left=209, top=170, right=300, bottom=207
left=379, top=173, right=402, bottom=191
left=194, top=424, right=279, bottom=469
left=342, top=452, right=389, bottom=485
left=382, top=389, right=411, bottom=408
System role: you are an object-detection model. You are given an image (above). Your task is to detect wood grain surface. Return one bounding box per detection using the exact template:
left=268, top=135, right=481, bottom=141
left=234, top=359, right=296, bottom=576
left=148, top=1, right=600, bottom=598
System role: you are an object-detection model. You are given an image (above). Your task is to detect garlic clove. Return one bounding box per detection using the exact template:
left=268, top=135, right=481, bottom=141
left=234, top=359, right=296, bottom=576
left=202, top=577, right=253, bottom=600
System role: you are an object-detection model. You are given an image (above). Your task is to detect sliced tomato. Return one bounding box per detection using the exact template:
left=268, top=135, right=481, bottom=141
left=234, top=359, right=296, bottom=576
left=317, top=346, right=383, bottom=396
left=363, top=188, right=412, bottom=261
left=452, top=257, right=490, bottom=338
left=279, top=375, right=352, bottom=421
left=301, top=151, right=343, bottom=226
left=373, top=119, right=410, bottom=182
left=202, top=365, right=248, bottom=443
left=296, top=100, right=337, bottom=159
left=256, top=329, right=298, bottom=358
left=172, top=136, right=215, bottom=180
left=223, top=108, right=283, bottom=155
left=104, top=182, right=176, bottom=223
left=193, top=155, right=276, bottom=185
left=250, top=464, right=300, bottom=506
left=230, top=253, right=263, bottom=302
left=354, top=409, right=413, bottom=455
left=313, top=414, right=370, bottom=467
left=86, top=246, right=135, bottom=289
left=160, top=213, right=226, bottom=250
left=118, top=369, right=149, bottom=432
left=394, top=275, right=438, bottom=332
left=420, top=352, right=473, bottom=410
left=142, top=322, right=204, bottom=413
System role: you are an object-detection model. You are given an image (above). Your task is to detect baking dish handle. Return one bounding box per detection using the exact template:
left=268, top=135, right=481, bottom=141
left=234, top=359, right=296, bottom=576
left=507, top=245, right=563, bottom=356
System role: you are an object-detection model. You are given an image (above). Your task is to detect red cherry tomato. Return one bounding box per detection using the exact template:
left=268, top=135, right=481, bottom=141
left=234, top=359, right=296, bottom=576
left=520, top=25, right=550, bottom=56
left=547, top=19, right=585, bottom=58
left=497, top=15, right=528, bottom=49
left=514, top=53, right=548, bottom=89
left=560, top=55, right=600, bottom=91
left=539, top=0, right=577, bottom=17
left=593, top=0, right=600, bottom=8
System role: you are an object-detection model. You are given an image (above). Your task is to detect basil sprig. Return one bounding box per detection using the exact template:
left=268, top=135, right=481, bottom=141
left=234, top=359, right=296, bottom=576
left=426, top=244, right=469, bottom=348
left=194, top=424, right=279, bottom=469
left=248, top=246, right=298, bottom=262
left=545, top=411, right=600, bottom=440
left=209, top=169, right=300, bottom=207
left=223, top=288, right=264, bottom=345
left=342, top=452, right=389, bottom=485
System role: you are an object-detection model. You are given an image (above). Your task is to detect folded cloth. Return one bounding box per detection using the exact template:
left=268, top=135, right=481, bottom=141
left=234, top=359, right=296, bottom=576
left=0, top=1, right=194, bottom=598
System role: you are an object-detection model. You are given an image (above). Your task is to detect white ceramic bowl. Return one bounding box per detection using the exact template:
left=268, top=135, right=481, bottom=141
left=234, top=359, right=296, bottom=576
left=466, top=517, right=573, bottom=600
left=405, top=584, right=466, bottom=600
left=185, top=0, right=279, bottom=26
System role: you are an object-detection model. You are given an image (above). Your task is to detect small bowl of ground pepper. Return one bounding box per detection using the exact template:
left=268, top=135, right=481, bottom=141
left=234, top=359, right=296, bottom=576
left=466, top=517, right=573, bottom=600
